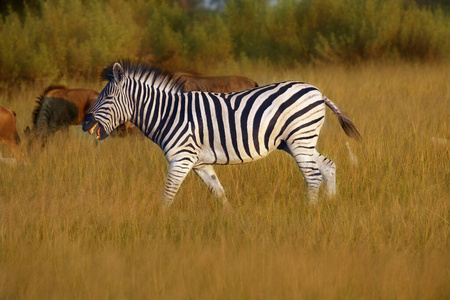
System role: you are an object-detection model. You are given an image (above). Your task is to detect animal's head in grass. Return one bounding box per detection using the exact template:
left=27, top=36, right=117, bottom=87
left=83, top=60, right=184, bottom=140
left=27, top=85, right=99, bottom=146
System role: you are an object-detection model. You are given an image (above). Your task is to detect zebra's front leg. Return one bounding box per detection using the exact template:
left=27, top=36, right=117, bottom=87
left=193, top=165, right=232, bottom=211
left=161, top=158, right=196, bottom=209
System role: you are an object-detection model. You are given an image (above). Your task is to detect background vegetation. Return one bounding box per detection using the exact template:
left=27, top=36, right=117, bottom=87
left=0, top=0, right=449, bottom=87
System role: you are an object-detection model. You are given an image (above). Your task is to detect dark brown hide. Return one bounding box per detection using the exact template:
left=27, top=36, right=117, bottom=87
left=173, top=72, right=258, bottom=93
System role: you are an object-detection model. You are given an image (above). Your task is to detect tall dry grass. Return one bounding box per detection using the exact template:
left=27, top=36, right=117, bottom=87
left=0, top=62, right=449, bottom=299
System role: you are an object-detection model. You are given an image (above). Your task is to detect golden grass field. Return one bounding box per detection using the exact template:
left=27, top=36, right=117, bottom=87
left=0, top=62, right=449, bottom=299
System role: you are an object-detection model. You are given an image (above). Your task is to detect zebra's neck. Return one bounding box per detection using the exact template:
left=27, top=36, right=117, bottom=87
left=131, top=87, right=188, bottom=148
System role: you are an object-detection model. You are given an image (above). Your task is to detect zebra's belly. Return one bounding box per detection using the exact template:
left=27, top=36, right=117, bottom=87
left=197, top=145, right=274, bottom=165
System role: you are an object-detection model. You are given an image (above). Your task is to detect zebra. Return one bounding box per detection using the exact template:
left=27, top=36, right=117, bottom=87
left=82, top=60, right=361, bottom=209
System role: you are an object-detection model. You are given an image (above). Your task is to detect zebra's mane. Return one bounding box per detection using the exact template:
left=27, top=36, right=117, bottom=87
left=101, top=60, right=185, bottom=94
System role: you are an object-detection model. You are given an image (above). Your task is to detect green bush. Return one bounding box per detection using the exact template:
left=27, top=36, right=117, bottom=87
left=141, top=3, right=187, bottom=66
left=0, top=0, right=142, bottom=85
left=185, top=16, right=232, bottom=68
left=301, top=0, right=450, bottom=63
left=0, top=0, right=448, bottom=86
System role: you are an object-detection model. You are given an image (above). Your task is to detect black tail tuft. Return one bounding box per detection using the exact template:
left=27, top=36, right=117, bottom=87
left=338, top=114, right=362, bottom=141
left=323, top=96, right=362, bottom=141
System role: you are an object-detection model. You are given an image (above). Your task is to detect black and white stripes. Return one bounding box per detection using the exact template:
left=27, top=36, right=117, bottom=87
left=83, top=61, right=361, bottom=208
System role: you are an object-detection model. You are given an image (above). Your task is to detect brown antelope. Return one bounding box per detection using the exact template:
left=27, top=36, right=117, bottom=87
left=0, top=105, right=22, bottom=158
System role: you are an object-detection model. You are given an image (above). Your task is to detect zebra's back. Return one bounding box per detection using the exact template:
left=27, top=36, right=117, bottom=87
left=187, top=81, right=326, bottom=165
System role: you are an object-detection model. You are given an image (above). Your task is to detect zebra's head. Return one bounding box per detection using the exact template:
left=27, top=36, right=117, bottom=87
left=82, top=63, right=134, bottom=140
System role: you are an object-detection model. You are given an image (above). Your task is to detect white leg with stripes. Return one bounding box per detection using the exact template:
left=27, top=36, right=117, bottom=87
left=162, top=158, right=195, bottom=209
left=313, top=150, right=336, bottom=197
left=287, top=144, right=323, bottom=204
left=194, top=165, right=232, bottom=210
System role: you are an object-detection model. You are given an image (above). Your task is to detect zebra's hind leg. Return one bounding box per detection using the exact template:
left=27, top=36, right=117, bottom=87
left=286, top=143, right=323, bottom=204
left=194, top=165, right=232, bottom=211
left=162, top=158, right=196, bottom=209
left=313, top=149, right=336, bottom=197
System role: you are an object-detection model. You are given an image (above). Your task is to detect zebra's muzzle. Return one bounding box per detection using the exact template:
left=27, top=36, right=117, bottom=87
left=92, top=123, right=108, bottom=140
left=82, top=114, right=109, bottom=140
left=82, top=113, right=96, bottom=132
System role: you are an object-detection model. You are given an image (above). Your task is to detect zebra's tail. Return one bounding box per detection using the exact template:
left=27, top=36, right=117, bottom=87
left=323, top=96, right=362, bottom=141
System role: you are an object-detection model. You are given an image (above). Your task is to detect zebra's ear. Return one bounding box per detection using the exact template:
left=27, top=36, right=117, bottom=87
left=113, top=63, right=124, bottom=84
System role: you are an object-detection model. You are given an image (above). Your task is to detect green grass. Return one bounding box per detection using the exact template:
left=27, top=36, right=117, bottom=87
left=0, top=62, right=449, bottom=299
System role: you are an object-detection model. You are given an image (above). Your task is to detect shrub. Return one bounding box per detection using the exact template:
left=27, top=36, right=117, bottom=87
left=0, top=0, right=448, bottom=86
